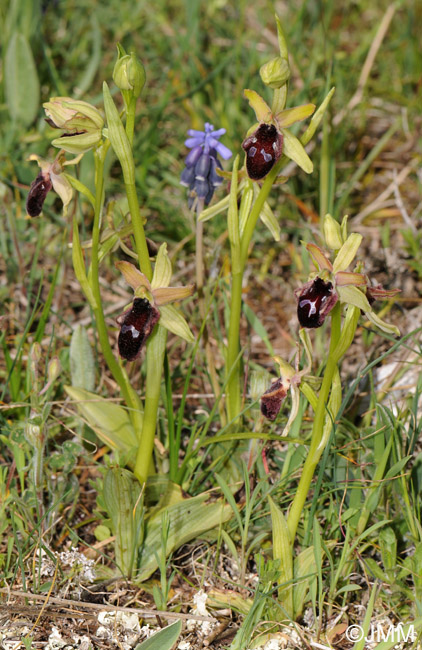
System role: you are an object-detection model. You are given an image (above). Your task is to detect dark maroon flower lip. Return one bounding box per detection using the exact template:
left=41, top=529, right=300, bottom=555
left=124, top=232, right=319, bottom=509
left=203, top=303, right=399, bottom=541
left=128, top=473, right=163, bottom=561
left=26, top=171, right=53, bottom=217
left=117, top=297, right=160, bottom=361
left=296, top=277, right=338, bottom=328
left=260, top=377, right=289, bottom=421
left=242, top=123, right=283, bottom=180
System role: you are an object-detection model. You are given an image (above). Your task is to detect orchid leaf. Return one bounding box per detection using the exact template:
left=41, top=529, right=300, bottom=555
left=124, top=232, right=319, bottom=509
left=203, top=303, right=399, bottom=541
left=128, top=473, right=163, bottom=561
left=136, top=494, right=232, bottom=581
left=64, top=385, right=139, bottom=456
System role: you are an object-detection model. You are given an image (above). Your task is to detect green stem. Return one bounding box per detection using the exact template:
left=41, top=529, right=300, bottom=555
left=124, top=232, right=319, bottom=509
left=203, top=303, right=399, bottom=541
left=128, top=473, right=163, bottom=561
left=89, top=147, right=143, bottom=432
left=125, top=180, right=152, bottom=280
left=225, top=161, right=282, bottom=424
left=125, top=96, right=136, bottom=146
left=226, top=269, right=244, bottom=423
left=134, top=324, right=167, bottom=484
left=287, top=304, right=343, bottom=541
left=118, top=94, right=165, bottom=483
left=196, top=217, right=226, bottom=427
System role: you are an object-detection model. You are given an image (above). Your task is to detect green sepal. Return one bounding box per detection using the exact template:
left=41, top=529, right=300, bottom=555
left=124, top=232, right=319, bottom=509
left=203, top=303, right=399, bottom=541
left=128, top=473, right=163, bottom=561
left=51, top=130, right=102, bottom=155
left=159, top=305, right=195, bottom=343
left=151, top=243, right=172, bottom=289
left=332, top=233, right=362, bottom=273
left=282, top=128, right=313, bottom=173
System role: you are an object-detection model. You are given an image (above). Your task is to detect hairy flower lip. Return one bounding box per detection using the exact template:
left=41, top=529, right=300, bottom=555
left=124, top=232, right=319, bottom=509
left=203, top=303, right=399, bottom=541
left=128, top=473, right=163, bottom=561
left=242, top=123, right=283, bottom=181
left=260, top=377, right=290, bottom=421
left=296, top=277, right=338, bottom=329
left=26, top=151, right=74, bottom=216
left=26, top=170, right=53, bottom=217
left=117, top=298, right=160, bottom=362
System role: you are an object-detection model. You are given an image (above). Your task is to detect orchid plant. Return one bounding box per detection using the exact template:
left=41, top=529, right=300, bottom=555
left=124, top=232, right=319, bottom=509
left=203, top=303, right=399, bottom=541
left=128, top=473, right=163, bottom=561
left=196, top=16, right=335, bottom=426
left=27, top=47, right=195, bottom=486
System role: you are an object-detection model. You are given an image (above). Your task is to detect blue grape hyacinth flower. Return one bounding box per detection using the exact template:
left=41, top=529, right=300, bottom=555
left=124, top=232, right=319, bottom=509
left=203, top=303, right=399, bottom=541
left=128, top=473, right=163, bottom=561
left=180, top=123, right=232, bottom=210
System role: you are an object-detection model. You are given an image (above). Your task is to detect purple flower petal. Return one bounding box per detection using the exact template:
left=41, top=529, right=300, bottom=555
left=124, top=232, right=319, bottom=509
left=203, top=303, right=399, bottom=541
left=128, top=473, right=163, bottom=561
left=194, top=154, right=211, bottom=181
left=210, top=128, right=226, bottom=138
left=180, top=166, right=196, bottom=187
left=185, top=145, right=203, bottom=167
left=184, top=136, right=205, bottom=148
left=187, top=129, right=207, bottom=138
left=214, top=141, right=233, bottom=160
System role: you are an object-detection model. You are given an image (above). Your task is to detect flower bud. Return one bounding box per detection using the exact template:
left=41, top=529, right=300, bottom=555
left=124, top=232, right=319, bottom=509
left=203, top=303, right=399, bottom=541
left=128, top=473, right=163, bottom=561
left=47, top=357, right=61, bottom=384
left=43, top=97, right=104, bottom=154
left=113, top=52, right=146, bottom=98
left=30, top=342, right=42, bottom=363
left=323, top=213, right=343, bottom=250
left=24, top=419, right=44, bottom=447
left=260, top=56, right=290, bottom=89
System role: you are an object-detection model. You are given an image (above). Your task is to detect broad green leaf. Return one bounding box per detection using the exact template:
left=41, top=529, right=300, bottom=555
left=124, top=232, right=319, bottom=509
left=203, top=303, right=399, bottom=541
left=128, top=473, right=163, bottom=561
left=103, top=467, right=143, bottom=577
left=136, top=494, right=232, bottom=581
left=134, top=620, right=182, bottom=650
left=5, top=31, right=39, bottom=126
left=159, top=305, right=194, bottom=343
left=293, top=546, right=316, bottom=618
left=69, top=325, right=95, bottom=391
left=64, top=385, right=139, bottom=455
left=268, top=495, right=293, bottom=617
left=282, top=129, right=313, bottom=173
